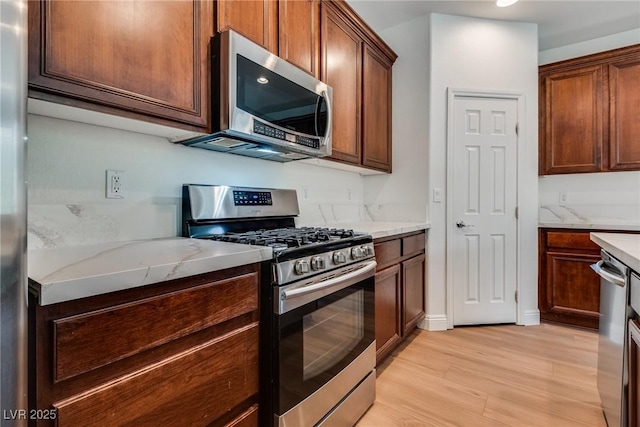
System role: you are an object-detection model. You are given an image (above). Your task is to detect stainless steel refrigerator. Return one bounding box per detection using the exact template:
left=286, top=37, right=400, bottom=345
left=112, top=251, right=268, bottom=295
left=0, top=0, right=28, bottom=425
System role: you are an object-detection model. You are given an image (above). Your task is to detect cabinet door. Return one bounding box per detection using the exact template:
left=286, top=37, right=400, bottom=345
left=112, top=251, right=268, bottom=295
left=402, top=253, right=426, bottom=335
left=609, top=57, right=640, bottom=171
left=321, top=4, right=362, bottom=165
left=362, top=45, right=393, bottom=172
left=630, top=319, right=640, bottom=427
left=541, top=251, right=601, bottom=329
left=28, top=0, right=213, bottom=131
left=278, top=0, right=320, bottom=77
left=374, top=264, right=401, bottom=363
left=216, top=0, right=277, bottom=52
left=540, top=66, right=605, bottom=174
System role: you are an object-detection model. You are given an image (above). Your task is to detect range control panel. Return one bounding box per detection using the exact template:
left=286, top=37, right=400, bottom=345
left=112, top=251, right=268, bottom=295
left=233, top=190, right=273, bottom=206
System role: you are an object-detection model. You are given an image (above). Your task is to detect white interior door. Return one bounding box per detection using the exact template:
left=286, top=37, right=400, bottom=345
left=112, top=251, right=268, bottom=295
left=451, top=95, right=518, bottom=325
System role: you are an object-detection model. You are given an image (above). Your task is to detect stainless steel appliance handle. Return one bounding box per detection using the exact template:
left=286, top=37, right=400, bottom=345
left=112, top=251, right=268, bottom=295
left=283, top=260, right=377, bottom=301
left=322, top=90, right=332, bottom=141
left=591, top=260, right=626, bottom=287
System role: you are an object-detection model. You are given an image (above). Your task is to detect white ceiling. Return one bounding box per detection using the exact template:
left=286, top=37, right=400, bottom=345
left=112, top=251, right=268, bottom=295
left=346, top=0, right=640, bottom=51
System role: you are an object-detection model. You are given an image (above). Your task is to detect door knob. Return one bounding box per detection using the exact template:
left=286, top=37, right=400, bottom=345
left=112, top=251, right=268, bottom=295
left=456, top=221, right=473, bottom=228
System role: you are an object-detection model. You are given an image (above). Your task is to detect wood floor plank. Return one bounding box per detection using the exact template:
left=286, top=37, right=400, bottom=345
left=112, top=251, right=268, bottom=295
left=357, top=323, right=605, bottom=427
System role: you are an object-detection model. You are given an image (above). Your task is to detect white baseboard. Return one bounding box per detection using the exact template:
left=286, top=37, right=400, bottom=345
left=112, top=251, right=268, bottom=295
left=521, top=309, right=540, bottom=326
left=419, top=314, right=448, bottom=331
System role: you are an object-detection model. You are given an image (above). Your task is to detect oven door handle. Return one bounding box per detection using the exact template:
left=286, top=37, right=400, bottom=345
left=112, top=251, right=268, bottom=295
left=282, top=260, right=377, bottom=302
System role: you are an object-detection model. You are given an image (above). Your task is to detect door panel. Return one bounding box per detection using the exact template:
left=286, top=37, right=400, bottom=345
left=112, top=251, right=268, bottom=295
left=609, top=59, right=640, bottom=170
left=452, top=96, right=518, bottom=325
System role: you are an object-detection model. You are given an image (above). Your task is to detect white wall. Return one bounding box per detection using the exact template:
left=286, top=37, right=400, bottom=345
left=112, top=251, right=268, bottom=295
left=363, top=15, right=430, bottom=209
left=369, top=13, right=539, bottom=329
left=430, top=14, right=539, bottom=328
left=539, top=28, right=640, bottom=65
left=27, top=115, right=365, bottom=248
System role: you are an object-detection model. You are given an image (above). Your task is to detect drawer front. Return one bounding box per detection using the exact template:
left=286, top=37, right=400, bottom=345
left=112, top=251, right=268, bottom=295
left=54, top=272, right=258, bottom=382
left=54, top=323, right=259, bottom=427
left=546, top=231, right=600, bottom=250
left=402, top=233, right=425, bottom=257
left=374, top=239, right=401, bottom=270
left=225, top=404, right=259, bottom=427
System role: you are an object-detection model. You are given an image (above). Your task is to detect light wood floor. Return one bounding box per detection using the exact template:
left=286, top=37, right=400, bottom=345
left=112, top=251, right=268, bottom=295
left=357, top=323, right=606, bottom=427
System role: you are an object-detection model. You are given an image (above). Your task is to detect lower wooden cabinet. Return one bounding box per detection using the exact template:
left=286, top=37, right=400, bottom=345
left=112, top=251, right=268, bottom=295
left=402, top=253, right=426, bottom=334
left=374, top=231, right=426, bottom=363
left=29, top=264, right=260, bottom=427
left=539, top=228, right=639, bottom=329
left=538, top=229, right=602, bottom=329
left=630, top=319, right=640, bottom=427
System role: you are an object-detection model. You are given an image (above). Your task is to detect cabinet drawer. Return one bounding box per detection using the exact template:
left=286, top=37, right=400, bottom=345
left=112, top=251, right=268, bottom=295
left=225, top=404, right=259, bottom=427
left=54, top=272, right=258, bottom=382
left=54, top=323, right=259, bottom=427
left=402, top=233, right=425, bottom=257
left=374, top=239, right=401, bottom=270
left=546, top=231, right=600, bottom=251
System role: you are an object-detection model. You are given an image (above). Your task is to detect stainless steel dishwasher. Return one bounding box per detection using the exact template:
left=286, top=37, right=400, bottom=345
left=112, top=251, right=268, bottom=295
left=592, top=250, right=631, bottom=427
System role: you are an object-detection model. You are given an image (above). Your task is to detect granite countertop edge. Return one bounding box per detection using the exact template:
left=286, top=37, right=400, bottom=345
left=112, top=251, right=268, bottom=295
left=539, top=222, right=640, bottom=232
left=28, top=237, right=273, bottom=306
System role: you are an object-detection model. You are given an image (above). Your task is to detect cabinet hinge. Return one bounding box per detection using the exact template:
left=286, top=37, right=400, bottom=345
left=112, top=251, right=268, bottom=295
left=515, top=207, right=519, bottom=219
left=515, top=122, right=519, bottom=135
left=515, top=290, right=518, bottom=303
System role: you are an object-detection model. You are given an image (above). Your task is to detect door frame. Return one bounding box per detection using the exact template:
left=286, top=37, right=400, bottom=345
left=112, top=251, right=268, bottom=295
left=445, top=88, right=525, bottom=329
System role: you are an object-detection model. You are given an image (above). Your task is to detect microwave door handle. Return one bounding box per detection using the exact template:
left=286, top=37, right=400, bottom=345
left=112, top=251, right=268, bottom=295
left=321, top=90, right=332, bottom=139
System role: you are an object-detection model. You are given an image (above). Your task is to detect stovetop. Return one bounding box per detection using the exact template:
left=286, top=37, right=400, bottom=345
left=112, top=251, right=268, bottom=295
left=205, top=226, right=363, bottom=253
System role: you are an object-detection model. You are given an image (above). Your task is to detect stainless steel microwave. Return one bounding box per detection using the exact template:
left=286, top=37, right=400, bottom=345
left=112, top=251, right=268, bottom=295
left=178, top=30, right=332, bottom=162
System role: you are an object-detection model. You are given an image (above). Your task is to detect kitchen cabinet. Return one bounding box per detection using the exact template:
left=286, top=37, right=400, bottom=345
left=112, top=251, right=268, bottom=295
left=29, top=264, right=260, bottom=427
left=215, top=0, right=278, bottom=52
left=538, top=229, right=602, bottom=329
left=630, top=319, right=640, bottom=427
left=539, top=44, right=640, bottom=175
left=277, top=0, right=320, bottom=77
left=374, top=231, right=426, bottom=363
left=321, top=0, right=397, bottom=173
left=28, top=0, right=214, bottom=132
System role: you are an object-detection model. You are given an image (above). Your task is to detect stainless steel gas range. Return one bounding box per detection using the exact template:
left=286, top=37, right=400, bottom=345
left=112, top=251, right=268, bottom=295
left=182, top=184, right=376, bottom=427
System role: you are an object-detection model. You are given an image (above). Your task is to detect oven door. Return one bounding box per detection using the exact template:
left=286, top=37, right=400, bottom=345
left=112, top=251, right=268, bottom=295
left=274, top=260, right=376, bottom=426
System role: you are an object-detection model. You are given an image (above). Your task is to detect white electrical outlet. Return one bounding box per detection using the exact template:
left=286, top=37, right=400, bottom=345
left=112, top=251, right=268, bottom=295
left=106, top=170, right=124, bottom=199
left=559, top=191, right=568, bottom=204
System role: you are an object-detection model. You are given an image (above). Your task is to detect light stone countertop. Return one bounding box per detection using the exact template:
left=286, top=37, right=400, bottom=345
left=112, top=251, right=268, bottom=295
left=590, top=233, right=640, bottom=273
left=302, top=221, right=431, bottom=240
left=539, top=205, right=640, bottom=231
left=28, top=237, right=272, bottom=305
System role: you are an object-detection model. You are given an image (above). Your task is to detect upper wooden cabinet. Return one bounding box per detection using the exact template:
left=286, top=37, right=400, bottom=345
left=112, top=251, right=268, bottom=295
left=539, top=44, right=640, bottom=175
left=321, top=0, right=397, bottom=173
left=28, top=0, right=214, bottom=132
left=215, top=0, right=278, bottom=52
left=278, top=0, right=320, bottom=77
left=321, top=4, right=362, bottom=165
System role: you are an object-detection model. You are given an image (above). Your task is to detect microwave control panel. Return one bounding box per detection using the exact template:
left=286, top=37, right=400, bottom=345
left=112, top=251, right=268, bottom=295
left=253, top=120, right=320, bottom=149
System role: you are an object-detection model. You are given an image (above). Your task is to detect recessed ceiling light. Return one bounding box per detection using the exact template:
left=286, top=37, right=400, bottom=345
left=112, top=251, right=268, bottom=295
left=496, top=0, right=518, bottom=7
left=257, top=77, right=269, bottom=84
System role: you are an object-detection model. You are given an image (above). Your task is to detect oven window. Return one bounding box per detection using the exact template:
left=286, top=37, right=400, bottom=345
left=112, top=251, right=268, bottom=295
left=236, top=55, right=327, bottom=137
left=303, top=289, right=364, bottom=381
left=275, top=278, right=374, bottom=414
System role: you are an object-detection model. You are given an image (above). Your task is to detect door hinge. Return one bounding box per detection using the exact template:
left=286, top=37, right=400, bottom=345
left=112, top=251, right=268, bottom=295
left=515, top=207, right=519, bottom=219
left=515, top=290, right=518, bottom=303
left=515, top=122, right=519, bottom=135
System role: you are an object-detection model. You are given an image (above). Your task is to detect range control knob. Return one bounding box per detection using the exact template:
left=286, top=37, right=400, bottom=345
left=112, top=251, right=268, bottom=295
left=361, top=245, right=374, bottom=256
left=310, top=256, right=326, bottom=271
left=351, top=247, right=364, bottom=260
left=294, top=259, right=310, bottom=275
left=333, top=251, right=347, bottom=264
